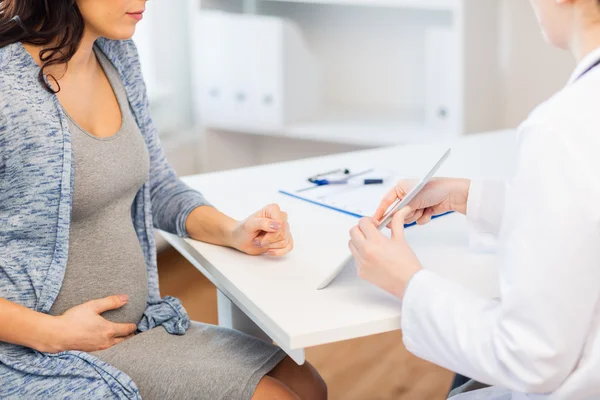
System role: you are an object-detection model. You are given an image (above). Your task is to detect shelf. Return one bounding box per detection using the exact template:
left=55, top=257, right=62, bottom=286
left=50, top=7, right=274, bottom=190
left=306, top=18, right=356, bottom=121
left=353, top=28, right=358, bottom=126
left=203, top=113, right=456, bottom=147
left=285, top=118, right=449, bottom=146
left=260, top=0, right=459, bottom=11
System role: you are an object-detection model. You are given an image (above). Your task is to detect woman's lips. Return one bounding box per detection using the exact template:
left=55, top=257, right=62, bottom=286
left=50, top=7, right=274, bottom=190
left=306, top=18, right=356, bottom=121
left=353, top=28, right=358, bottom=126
left=127, top=11, right=144, bottom=21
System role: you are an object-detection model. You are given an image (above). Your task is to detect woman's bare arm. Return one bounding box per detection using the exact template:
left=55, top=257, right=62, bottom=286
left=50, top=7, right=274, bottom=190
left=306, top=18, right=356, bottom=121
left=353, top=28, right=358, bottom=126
left=0, top=295, right=137, bottom=353
left=0, top=298, right=63, bottom=352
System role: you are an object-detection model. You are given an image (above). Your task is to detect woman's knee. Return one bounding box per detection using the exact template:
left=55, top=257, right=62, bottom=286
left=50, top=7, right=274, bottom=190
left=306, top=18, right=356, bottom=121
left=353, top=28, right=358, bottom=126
left=268, top=357, right=328, bottom=400
left=299, top=362, right=327, bottom=400
left=251, top=376, right=299, bottom=400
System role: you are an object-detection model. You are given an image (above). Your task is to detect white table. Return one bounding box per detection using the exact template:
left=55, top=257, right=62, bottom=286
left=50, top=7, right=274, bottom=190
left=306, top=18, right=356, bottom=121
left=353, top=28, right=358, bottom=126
left=160, top=129, right=518, bottom=365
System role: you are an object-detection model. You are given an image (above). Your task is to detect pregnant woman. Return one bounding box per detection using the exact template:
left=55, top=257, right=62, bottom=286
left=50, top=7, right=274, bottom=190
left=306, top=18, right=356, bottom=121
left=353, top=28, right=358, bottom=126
left=0, top=1, right=326, bottom=399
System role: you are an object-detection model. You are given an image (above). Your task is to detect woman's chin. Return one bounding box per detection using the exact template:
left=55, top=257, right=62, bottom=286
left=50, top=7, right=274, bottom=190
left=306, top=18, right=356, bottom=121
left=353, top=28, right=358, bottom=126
left=101, top=27, right=137, bottom=42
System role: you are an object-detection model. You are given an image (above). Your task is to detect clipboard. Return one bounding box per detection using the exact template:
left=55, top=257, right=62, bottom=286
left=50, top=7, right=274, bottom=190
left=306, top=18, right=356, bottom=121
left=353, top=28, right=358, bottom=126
left=279, top=168, right=397, bottom=219
left=278, top=148, right=453, bottom=290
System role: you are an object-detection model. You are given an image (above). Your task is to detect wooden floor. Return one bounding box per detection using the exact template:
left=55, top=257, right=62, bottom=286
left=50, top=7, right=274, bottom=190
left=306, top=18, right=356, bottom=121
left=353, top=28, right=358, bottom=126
left=157, top=247, right=453, bottom=400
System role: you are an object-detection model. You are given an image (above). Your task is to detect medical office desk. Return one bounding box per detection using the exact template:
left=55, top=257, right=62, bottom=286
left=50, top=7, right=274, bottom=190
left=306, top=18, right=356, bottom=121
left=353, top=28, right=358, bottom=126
left=159, top=130, right=518, bottom=365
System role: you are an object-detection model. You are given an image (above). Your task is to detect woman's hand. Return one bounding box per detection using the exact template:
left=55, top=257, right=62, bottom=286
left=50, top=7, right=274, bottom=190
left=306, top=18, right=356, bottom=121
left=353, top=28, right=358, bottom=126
left=349, top=207, right=423, bottom=299
left=373, top=178, right=471, bottom=227
left=231, top=204, right=294, bottom=257
left=52, top=295, right=137, bottom=353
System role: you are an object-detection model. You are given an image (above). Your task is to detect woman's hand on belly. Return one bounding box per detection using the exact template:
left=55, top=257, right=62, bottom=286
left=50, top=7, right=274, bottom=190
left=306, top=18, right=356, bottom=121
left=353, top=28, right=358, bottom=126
left=53, top=294, right=137, bottom=352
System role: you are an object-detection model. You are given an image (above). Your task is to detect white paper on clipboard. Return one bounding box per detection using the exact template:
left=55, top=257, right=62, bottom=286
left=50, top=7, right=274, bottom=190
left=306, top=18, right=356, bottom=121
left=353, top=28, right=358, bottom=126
left=279, top=169, right=399, bottom=218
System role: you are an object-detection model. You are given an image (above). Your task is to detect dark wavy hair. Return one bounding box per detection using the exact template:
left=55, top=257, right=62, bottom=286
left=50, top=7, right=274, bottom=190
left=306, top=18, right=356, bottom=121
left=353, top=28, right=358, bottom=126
left=0, top=0, right=85, bottom=93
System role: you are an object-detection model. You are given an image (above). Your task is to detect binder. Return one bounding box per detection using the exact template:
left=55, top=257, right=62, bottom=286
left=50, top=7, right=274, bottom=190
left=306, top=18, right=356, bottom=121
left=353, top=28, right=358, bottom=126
left=424, top=27, right=459, bottom=133
left=195, top=12, right=321, bottom=130
left=197, top=12, right=236, bottom=126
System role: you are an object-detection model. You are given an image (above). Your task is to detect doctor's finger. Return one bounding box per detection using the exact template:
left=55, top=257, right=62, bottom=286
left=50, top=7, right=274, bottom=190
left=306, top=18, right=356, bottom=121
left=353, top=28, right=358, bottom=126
left=391, top=206, right=414, bottom=240
left=348, top=240, right=362, bottom=261
left=358, top=217, right=380, bottom=240
left=387, top=208, right=423, bottom=229
left=417, top=208, right=435, bottom=226
left=349, top=225, right=366, bottom=244
left=373, top=186, right=405, bottom=222
left=405, top=208, right=424, bottom=225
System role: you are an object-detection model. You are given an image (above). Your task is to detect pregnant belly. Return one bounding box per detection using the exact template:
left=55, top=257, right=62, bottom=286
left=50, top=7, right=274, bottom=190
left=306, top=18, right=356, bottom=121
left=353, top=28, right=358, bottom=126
left=49, top=225, right=149, bottom=325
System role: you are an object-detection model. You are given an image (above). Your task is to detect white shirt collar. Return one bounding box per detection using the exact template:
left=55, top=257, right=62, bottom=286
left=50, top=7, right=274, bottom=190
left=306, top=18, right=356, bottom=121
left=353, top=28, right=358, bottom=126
left=567, top=46, right=600, bottom=85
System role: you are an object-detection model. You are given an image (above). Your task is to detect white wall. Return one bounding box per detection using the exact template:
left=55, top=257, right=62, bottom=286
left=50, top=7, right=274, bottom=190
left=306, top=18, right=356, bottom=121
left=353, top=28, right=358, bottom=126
left=135, top=0, right=195, bottom=135
left=499, top=0, right=574, bottom=128
left=135, top=1, right=201, bottom=183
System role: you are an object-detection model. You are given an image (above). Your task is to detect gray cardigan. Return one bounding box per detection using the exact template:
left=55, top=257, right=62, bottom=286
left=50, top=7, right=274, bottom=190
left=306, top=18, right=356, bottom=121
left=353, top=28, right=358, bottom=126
left=0, top=38, right=209, bottom=399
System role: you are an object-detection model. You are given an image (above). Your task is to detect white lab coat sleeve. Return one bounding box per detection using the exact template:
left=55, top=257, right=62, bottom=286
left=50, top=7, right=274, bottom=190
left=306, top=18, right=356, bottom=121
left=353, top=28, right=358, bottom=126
left=400, top=123, right=600, bottom=394
left=466, top=180, right=506, bottom=252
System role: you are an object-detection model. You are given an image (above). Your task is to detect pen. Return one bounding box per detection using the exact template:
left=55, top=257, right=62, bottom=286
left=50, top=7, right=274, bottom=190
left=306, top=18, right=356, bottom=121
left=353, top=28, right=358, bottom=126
left=311, top=178, right=384, bottom=186
left=297, top=169, right=382, bottom=192
left=310, top=169, right=379, bottom=186
left=308, top=169, right=350, bottom=182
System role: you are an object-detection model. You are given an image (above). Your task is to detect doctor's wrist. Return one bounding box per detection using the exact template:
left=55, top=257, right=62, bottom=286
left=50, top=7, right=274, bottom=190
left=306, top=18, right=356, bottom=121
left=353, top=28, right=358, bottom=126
left=449, top=178, right=471, bottom=215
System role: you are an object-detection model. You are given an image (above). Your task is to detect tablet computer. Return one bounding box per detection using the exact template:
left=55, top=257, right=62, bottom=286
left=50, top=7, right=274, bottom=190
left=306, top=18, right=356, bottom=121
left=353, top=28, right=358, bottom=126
left=316, top=148, right=452, bottom=290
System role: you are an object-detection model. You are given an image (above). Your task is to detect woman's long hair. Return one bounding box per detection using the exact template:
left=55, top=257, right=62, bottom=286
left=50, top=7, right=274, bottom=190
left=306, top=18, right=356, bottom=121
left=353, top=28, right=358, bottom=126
left=0, top=0, right=85, bottom=93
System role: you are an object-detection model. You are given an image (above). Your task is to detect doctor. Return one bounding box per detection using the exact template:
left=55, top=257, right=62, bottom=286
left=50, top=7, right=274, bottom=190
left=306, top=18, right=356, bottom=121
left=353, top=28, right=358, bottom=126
left=349, top=0, right=600, bottom=399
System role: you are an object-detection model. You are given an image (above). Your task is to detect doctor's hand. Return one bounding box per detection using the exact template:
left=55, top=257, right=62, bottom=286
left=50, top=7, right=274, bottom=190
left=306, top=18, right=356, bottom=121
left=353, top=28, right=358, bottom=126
left=231, top=204, right=293, bottom=257
left=349, top=207, right=422, bottom=299
left=373, top=178, right=471, bottom=228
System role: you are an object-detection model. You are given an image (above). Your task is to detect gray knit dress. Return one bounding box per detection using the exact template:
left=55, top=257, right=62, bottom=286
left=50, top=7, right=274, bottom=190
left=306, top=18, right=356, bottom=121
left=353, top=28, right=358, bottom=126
left=48, top=47, right=286, bottom=400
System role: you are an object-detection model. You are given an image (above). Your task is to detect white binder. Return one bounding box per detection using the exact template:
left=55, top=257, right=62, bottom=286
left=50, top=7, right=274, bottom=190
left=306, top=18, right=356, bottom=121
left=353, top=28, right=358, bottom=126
left=196, top=12, right=321, bottom=131
left=196, top=12, right=237, bottom=126
left=424, top=27, right=459, bottom=133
